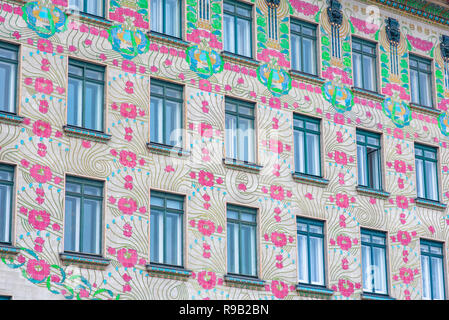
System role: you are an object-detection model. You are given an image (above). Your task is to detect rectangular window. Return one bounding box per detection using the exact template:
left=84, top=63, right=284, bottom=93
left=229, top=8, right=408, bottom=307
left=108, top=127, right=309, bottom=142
left=357, top=130, right=382, bottom=190
left=291, top=19, right=317, bottom=76
left=410, top=54, right=433, bottom=108
left=415, top=144, right=439, bottom=202
left=64, top=176, right=104, bottom=256
left=67, top=59, right=105, bottom=132
left=361, top=229, right=388, bottom=295
left=223, top=0, right=252, bottom=58
left=225, top=98, right=256, bottom=163
left=297, top=217, right=325, bottom=287
left=150, top=79, right=183, bottom=147
left=293, top=114, right=321, bottom=177
left=151, top=0, right=182, bottom=38
left=352, top=37, right=377, bottom=92
left=69, top=0, right=105, bottom=17
left=150, top=191, right=184, bottom=267
left=0, top=164, right=14, bottom=245
left=227, top=205, right=257, bottom=277
left=0, top=41, right=18, bottom=114
left=421, top=240, right=446, bottom=300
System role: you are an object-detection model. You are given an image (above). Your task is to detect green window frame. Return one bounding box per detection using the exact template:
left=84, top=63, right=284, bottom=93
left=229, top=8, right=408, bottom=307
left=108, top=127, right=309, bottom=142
left=410, top=54, right=433, bottom=108
left=0, top=164, right=14, bottom=245
left=223, top=0, right=253, bottom=58
left=68, top=0, right=106, bottom=17
left=67, top=59, right=105, bottom=132
left=225, top=97, right=256, bottom=164
left=227, top=204, right=258, bottom=278
left=293, top=114, right=321, bottom=177
left=297, top=217, right=325, bottom=287
left=361, top=228, right=388, bottom=296
left=352, top=37, right=378, bottom=93
left=0, top=41, right=19, bottom=114
left=64, top=176, right=104, bottom=256
left=150, top=191, right=184, bottom=268
left=150, top=0, right=182, bottom=39
left=415, top=144, right=439, bottom=202
left=290, top=19, right=317, bottom=76
left=356, top=129, right=382, bottom=190
left=150, top=79, right=184, bottom=148
left=421, top=239, right=446, bottom=300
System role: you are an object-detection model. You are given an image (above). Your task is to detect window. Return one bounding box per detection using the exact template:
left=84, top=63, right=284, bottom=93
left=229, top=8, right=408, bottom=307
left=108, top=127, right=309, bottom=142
left=67, top=59, right=105, bottom=132
left=150, top=79, right=183, bottom=147
left=357, top=130, right=382, bottom=190
left=69, top=0, right=105, bottom=17
left=293, top=114, right=321, bottom=177
left=415, top=144, right=439, bottom=202
left=225, top=98, right=256, bottom=163
left=297, top=217, right=325, bottom=287
left=150, top=191, right=184, bottom=267
left=227, top=205, right=257, bottom=277
left=0, top=41, right=18, bottom=114
left=291, top=19, right=317, bottom=76
left=64, top=176, right=104, bottom=256
left=151, top=0, right=182, bottom=38
left=421, top=240, right=446, bottom=300
left=410, top=54, right=433, bottom=108
left=223, top=0, right=252, bottom=58
left=352, top=37, right=377, bottom=92
left=361, top=229, right=388, bottom=296
left=0, top=164, right=14, bottom=245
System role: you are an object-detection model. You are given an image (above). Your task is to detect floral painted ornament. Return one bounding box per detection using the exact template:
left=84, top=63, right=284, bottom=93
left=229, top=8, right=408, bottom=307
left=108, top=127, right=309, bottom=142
left=322, top=81, right=353, bottom=113
left=22, top=1, right=68, bottom=38
left=108, top=25, right=149, bottom=60
left=382, top=97, right=412, bottom=128
left=257, top=64, right=292, bottom=96
left=186, top=46, right=223, bottom=79
left=437, top=112, right=449, bottom=136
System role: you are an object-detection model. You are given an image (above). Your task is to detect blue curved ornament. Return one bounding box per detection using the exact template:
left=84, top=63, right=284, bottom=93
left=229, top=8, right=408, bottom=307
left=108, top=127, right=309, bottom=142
left=22, top=1, right=67, bottom=38
left=438, top=112, right=449, bottom=137
left=257, top=64, right=291, bottom=96
left=382, top=97, right=412, bottom=128
left=322, top=81, right=353, bottom=113
left=186, top=46, right=223, bottom=79
left=108, top=25, right=149, bottom=60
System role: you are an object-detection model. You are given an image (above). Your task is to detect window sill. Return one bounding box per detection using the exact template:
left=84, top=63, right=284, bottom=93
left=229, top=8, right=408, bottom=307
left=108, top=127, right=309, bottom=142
left=296, top=284, right=334, bottom=298
left=289, top=70, right=325, bottom=86
left=63, top=125, right=111, bottom=143
left=224, top=274, right=265, bottom=290
left=361, top=292, right=395, bottom=300
left=351, top=87, right=385, bottom=102
left=59, top=252, right=111, bottom=269
left=148, top=31, right=190, bottom=48
left=221, top=51, right=260, bottom=68
left=146, top=263, right=192, bottom=281
left=0, top=112, right=24, bottom=126
left=147, top=142, right=191, bottom=158
left=356, top=186, right=390, bottom=199
left=292, top=172, right=329, bottom=188
left=409, top=103, right=441, bottom=117
left=223, top=158, right=263, bottom=173
left=0, top=244, right=20, bottom=257
left=414, top=198, right=447, bottom=211
left=64, top=9, right=113, bottom=28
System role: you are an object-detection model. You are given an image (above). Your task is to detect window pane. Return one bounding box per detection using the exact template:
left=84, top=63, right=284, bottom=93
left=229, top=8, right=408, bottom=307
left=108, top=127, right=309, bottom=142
left=166, top=199, right=182, bottom=210
left=65, top=196, right=81, bottom=252
left=291, top=34, right=301, bottom=71
left=415, top=158, right=425, bottom=198
left=150, top=210, right=164, bottom=264
left=298, top=234, right=308, bottom=283
left=353, top=53, right=362, bottom=88
left=309, top=236, right=324, bottom=285
left=294, top=130, right=305, bottom=173
left=81, top=199, right=101, bottom=254
left=367, top=146, right=381, bottom=190
left=165, top=212, right=182, bottom=266
left=306, top=132, right=320, bottom=176
left=85, top=0, right=103, bottom=16
left=165, top=0, right=181, bottom=37
left=151, top=0, right=163, bottom=33
left=362, top=55, right=376, bottom=91
left=0, top=61, right=16, bottom=113
left=357, top=145, right=367, bottom=186
left=150, top=97, right=163, bottom=144
left=225, top=114, right=238, bottom=159
left=424, top=160, right=438, bottom=201
left=410, top=69, right=420, bottom=104
left=0, top=183, right=12, bottom=243
left=372, top=246, right=387, bottom=294
left=223, top=14, right=235, bottom=53
left=227, top=222, right=239, bottom=274
left=240, top=224, right=256, bottom=276
left=238, top=117, right=255, bottom=162
left=431, top=256, right=445, bottom=300
left=165, top=100, right=182, bottom=146
left=237, top=18, right=251, bottom=57
left=362, top=244, right=373, bottom=292
left=302, top=38, right=316, bottom=75
left=419, top=72, right=432, bottom=107
left=68, top=78, right=83, bottom=127
left=84, top=82, right=103, bottom=131
left=84, top=185, right=102, bottom=197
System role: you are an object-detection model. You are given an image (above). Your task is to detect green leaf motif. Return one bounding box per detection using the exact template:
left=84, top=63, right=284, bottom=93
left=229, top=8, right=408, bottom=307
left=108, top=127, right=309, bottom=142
left=321, top=36, right=330, bottom=46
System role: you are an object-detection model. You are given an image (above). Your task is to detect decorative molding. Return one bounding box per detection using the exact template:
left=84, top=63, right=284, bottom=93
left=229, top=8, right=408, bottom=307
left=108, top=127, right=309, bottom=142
left=146, top=263, right=192, bottom=281
left=327, top=0, right=343, bottom=27
left=0, top=244, right=20, bottom=257
left=361, top=293, right=396, bottom=300
left=149, top=31, right=190, bottom=49
left=356, top=186, right=390, bottom=199
left=296, top=284, right=334, bottom=298
left=0, top=112, right=24, bottom=126
left=59, top=252, right=111, bottom=269
left=221, top=51, right=260, bottom=69
left=223, top=158, right=263, bottom=174
left=147, top=142, right=191, bottom=158
left=441, top=35, right=449, bottom=61
left=224, top=274, right=266, bottom=290
left=409, top=103, right=443, bottom=117
left=63, top=125, right=112, bottom=143
left=385, top=17, right=401, bottom=45
left=64, top=9, right=114, bottom=28
left=265, top=0, right=281, bottom=9
left=352, top=87, right=385, bottom=102
left=414, top=198, right=447, bottom=211
left=292, top=172, right=329, bottom=188
left=290, top=70, right=326, bottom=86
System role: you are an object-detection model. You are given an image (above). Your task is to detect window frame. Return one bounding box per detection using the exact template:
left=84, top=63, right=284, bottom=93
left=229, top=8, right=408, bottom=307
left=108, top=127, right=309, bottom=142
left=69, top=0, right=106, bottom=18
left=293, top=113, right=322, bottom=178
left=226, top=204, right=258, bottom=278
left=149, top=190, right=185, bottom=268
left=0, top=164, right=14, bottom=245
left=64, top=175, right=104, bottom=257
left=420, top=239, right=446, bottom=300
left=223, top=0, right=253, bottom=58
left=352, top=36, right=378, bottom=93
left=415, top=143, right=440, bottom=202
left=409, top=53, right=434, bottom=109
left=290, top=18, right=318, bottom=76
left=360, top=228, right=389, bottom=296
left=0, top=41, right=19, bottom=115
left=150, top=0, right=183, bottom=40
left=296, top=217, right=326, bottom=288
left=356, top=129, right=383, bottom=191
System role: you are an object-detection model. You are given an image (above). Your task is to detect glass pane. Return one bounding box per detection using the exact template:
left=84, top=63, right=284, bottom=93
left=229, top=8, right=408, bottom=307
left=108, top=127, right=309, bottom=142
left=306, top=133, right=320, bottom=176
left=419, top=72, right=432, bottom=107
left=166, top=88, right=182, bottom=100
left=421, top=255, right=431, bottom=299
left=0, top=47, right=17, bottom=60
left=424, top=160, right=438, bottom=201
left=236, top=6, right=251, bottom=17
left=302, top=38, right=316, bottom=75
left=237, top=18, right=251, bottom=57
left=367, top=146, right=381, bottom=189
left=225, top=114, right=238, bottom=159
left=294, top=130, right=305, bottom=173
left=0, top=184, right=12, bottom=243
left=85, top=0, right=103, bottom=16
left=357, top=134, right=365, bottom=143
left=84, top=185, right=102, bottom=196
left=85, top=69, right=103, bottom=81
left=362, top=55, right=376, bottom=91
left=241, top=212, right=256, bottom=222
left=372, top=246, right=387, bottom=294
left=150, top=195, right=164, bottom=207
left=165, top=0, right=181, bottom=38
left=150, top=0, right=163, bottom=33
left=305, top=121, right=319, bottom=131
left=226, top=102, right=237, bottom=112
left=298, top=234, right=308, bottom=283
left=66, top=182, right=81, bottom=193
left=424, top=150, right=436, bottom=160
left=240, top=224, right=256, bottom=276
left=165, top=212, right=182, bottom=266
left=227, top=209, right=239, bottom=220
left=84, top=82, right=103, bottom=131
left=150, top=97, right=163, bottom=144
left=0, top=170, right=12, bottom=181
left=165, top=100, right=182, bottom=147
left=238, top=106, right=253, bottom=116
left=238, top=117, right=255, bottom=163
left=353, top=53, right=362, bottom=88
left=81, top=199, right=101, bottom=254
left=297, top=222, right=307, bottom=232
left=291, top=34, right=301, bottom=71
left=150, top=210, right=164, bottom=264
left=293, top=119, right=303, bottom=128
left=410, top=69, right=419, bottom=104
left=309, top=236, right=324, bottom=285
left=357, top=145, right=367, bottom=186
left=227, top=222, right=239, bottom=274
left=64, top=196, right=81, bottom=252
left=166, top=199, right=183, bottom=210
left=430, top=245, right=442, bottom=255
left=415, top=158, right=425, bottom=198
left=431, top=257, right=445, bottom=300
left=309, top=224, right=323, bottom=234
left=367, top=136, right=379, bottom=146
left=68, top=77, right=83, bottom=128
left=362, top=244, right=373, bottom=292
left=69, top=0, right=81, bottom=11
left=223, top=14, right=235, bottom=53
left=0, top=61, right=16, bottom=113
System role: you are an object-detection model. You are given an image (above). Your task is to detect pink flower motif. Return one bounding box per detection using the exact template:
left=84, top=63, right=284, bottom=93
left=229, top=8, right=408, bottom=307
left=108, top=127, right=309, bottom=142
left=399, top=267, right=414, bottom=284
left=28, top=210, right=50, bottom=231
left=396, top=196, right=409, bottom=209
left=338, top=279, right=354, bottom=297
left=117, top=248, right=138, bottom=268
left=271, top=232, right=287, bottom=247
left=334, top=151, right=348, bottom=166
left=32, top=120, right=52, bottom=138
left=238, top=183, right=247, bottom=191
left=198, top=271, right=216, bottom=290
left=270, top=185, right=284, bottom=201
left=30, top=164, right=52, bottom=183
left=342, top=258, right=349, bottom=270
left=119, top=150, right=137, bottom=168
left=336, top=193, right=349, bottom=209
left=198, top=170, right=214, bottom=187
left=406, top=35, right=433, bottom=51
left=337, top=235, right=352, bottom=251
left=197, top=220, right=215, bottom=237
left=118, top=198, right=137, bottom=215
left=397, top=230, right=412, bottom=246
left=37, top=39, right=53, bottom=53
left=35, top=78, right=53, bottom=95
left=271, top=280, right=288, bottom=299
left=120, top=103, right=137, bottom=119
left=394, top=160, right=406, bottom=174
left=123, top=223, right=132, bottom=237
left=268, top=139, right=283, bottom=154
left=198, top=123, right=213, bottom=138
left=26, top=259, right=50, bottom=281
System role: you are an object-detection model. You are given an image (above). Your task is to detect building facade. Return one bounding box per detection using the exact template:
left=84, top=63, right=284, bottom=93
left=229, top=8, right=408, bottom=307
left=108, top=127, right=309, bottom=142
left=0, top=0, right=449, bottom=300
